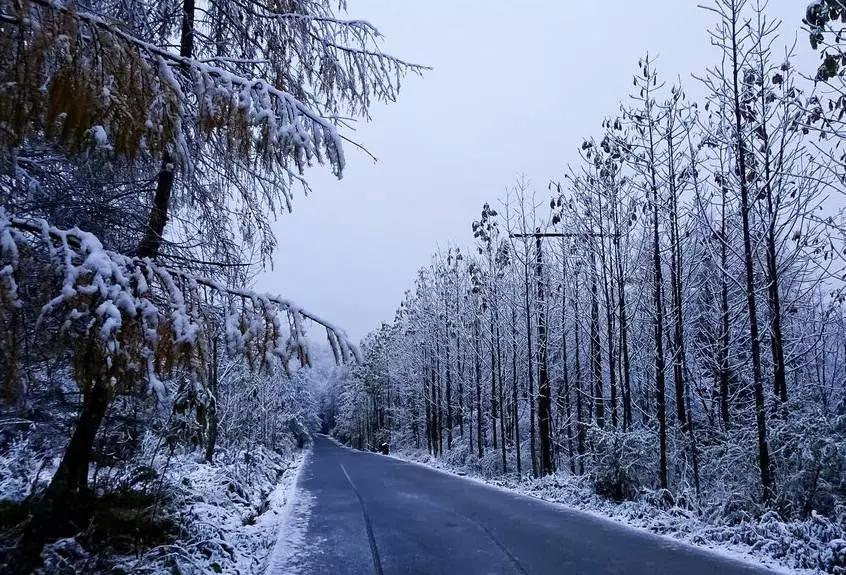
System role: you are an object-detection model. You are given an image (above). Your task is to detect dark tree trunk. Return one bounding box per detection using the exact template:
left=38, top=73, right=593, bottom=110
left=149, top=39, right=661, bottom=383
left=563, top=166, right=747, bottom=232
left=489, top=305, right=498, bottom=452
left=136, top=0, right=194, bottom=259
left=573, top=277, right=586, bottom=475
left=179, top=0, right=195, bottom=59
left=138, top=26, right=193, bottom=259
left=667, top=126, right=689, bottom=431
left=523, top=258, right=538, bottom=477
left=765, top=217, right=787, bottom=405
left=137, top=156, right=175, bottom=259
left=16, top=374, right=112, bottom=573
left=475, top=318, right=484, bottom=459
left=456, top=283, right=465, bottom=436
left=754, top=10, right=788, bottom=407
left=644, top=83, right=668, bottom=490
left=559, top=250, right=576, bottom=474
left=511, top=293, right=522, bottom=476
left=729, top=5, right=773, bottom=502
left=46, top=377, right=111, bottom=503
left=559, top=329, right=575, bottom=474
left=205, top=338, right=219, bottom=464
left=614, top=230, right=633, bottom=431
left=597, top=199, right=618, bottom=430
left=422, top=345, right=435, bottom=455
left=536, top=235, right=554, bottom=476
left=590, top=251, right=605, bottom=428
left=718, top=181, right=732, bottom=430
left=496, top=299, right=507, bottom=473
left=434, top=337, right=442, bottom=456
left=445, top=310, right=453, bottom=451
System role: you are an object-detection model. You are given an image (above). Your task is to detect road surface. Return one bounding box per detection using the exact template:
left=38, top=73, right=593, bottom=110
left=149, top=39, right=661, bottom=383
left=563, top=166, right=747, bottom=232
left=271, top=435, right=774, bottom=575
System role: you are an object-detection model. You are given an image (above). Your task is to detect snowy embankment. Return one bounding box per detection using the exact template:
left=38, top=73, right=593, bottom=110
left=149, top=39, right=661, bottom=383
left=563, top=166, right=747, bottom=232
left=113, top=447, right=307, bottom=575
left=0, top=439, right=308, bottom=574
left=388, top=448, right=845, bottom=575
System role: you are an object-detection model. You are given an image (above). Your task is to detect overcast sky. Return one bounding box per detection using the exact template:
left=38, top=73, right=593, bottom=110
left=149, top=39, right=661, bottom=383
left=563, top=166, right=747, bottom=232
left=257, top=0, right=814, bottom=343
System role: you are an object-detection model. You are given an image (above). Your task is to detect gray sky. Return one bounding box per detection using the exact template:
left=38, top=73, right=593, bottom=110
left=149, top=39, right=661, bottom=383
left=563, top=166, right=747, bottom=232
left=257, top=0, right=813, bottom=343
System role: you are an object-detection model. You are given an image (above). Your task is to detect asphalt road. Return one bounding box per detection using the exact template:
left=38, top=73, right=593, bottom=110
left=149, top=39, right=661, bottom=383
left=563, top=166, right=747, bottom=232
left=273, top=435, right=775, bottom=575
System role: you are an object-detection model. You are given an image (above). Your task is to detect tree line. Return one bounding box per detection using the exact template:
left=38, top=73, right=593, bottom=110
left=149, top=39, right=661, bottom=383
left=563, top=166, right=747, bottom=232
left=0, top=0, right=416, bottom=570
left=334, top=0, right=846, bottom=519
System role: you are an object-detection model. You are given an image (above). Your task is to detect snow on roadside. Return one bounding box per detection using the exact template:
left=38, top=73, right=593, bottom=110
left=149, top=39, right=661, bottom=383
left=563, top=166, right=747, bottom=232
left=265, top=449, right=314, bottom=575
left=386, top=447, right=840, bottom=575
left=106, top=446, right=309, bottom=575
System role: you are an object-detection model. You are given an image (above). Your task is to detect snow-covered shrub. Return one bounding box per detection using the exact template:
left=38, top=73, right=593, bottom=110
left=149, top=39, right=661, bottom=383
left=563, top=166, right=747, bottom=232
left=703, top=508, right=846, bottom=573
left=0, top=438, right=44, bottom=503
left=771, top=402, right=846, bottom=519
left=587, top=426, right=653, bottom=502
left=444, top=439, right=474, bottom=468
left=20, top=444, right=302, bottom=575
left=479, top=448, right=506, bottom=477
left=827, top=538, right=846, bottom=574
left=37, top=538, right=93, bottom=575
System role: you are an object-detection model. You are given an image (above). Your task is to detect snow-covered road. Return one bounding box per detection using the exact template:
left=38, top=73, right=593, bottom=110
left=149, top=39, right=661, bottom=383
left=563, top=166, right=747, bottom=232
left=272, top=435, right=775, bottom=574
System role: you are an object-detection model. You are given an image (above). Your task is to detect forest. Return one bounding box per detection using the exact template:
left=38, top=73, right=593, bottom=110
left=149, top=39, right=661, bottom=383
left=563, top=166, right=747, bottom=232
left=3, top=0, right=846, bottom=573
left=0, top=0, right=416, bottom=572
left=328, top=1, right=846, bottom=572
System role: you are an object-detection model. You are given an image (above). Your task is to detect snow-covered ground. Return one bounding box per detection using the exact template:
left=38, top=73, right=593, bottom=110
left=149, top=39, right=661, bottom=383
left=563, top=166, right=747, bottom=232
left=0, top=438, right=309, bottom=574
left=387, top=447, right=845, bottom=575
left=266, top=449, right=313, bottom=575
left=108, top=447, right=308, bottom=575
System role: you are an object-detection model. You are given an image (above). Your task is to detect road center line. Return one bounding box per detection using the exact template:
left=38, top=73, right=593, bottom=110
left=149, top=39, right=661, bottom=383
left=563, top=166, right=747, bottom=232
left=340, top=463, right=384, bottom=575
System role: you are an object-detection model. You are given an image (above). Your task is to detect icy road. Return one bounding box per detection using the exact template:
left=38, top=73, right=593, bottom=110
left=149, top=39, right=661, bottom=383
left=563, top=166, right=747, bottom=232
left=271, top=435, right=775, bottom=575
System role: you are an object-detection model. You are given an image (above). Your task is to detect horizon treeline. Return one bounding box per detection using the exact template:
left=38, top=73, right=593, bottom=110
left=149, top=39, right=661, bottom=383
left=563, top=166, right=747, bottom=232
left=333, top=0, right=846, bottom=520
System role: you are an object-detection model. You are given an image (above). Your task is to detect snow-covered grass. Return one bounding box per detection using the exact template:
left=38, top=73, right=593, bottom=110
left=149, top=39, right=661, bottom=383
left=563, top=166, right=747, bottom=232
left=388, top=447, right=846, bottom=575
left=108, top=446, right=307, bottom=575
left=0, top=435, right=308, bottom=574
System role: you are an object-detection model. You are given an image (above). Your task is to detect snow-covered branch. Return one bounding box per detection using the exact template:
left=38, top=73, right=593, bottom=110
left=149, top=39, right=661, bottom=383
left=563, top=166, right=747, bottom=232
left=0, top=210, right=359, bottom=400
left=1, top=0, right=346, bottom=174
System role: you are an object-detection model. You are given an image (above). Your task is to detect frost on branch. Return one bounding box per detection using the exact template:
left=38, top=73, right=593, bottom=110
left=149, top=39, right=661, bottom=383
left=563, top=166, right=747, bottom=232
left=0, top=0, right=424, bottom=268
left=0, top=0, right=346, bottom=176
left=0, top=210, right=358, bottom=403
left=0, top=0, right=424, bottom=177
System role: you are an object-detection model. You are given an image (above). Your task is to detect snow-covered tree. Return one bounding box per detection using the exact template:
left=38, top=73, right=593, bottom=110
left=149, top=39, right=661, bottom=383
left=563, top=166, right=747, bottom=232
left=0, top=0, right=420, bottom=569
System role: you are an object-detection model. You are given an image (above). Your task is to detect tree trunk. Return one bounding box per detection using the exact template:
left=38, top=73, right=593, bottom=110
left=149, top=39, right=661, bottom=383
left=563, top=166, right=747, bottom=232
left=590, top=251, right=605, bottom=428
left=489, top=305, right=498, bottom=452
left=645, top=80, right=668, bottom=490
left=614, top=231, right=633, bottom=431
left=445, top=310, right=453, bottom=451
left=729, top=4, right=773, bottom=502
left=434, top=338, right=442, bottom=456
left=495, top=296, right=507, bottom=473
left=47, top=377, right=111, bottom=503
left=536, top=235, right=554, bottom=476
left=474, top=318, right=484, bottom=459
left=718, top=181, right=732, bottom=430
left=422, top=344, right=435, bottom=455
left=559, top=244, right=576, bottom=473
left=511, top=293, right=522, bottom=476
left=205, top=338, right=219, bottom=464
left=17, top=374, right=112, bottom=573
left=456, top=282, right=465, bottom=436
left=523, top=257, right=538, bottom=477
left=574, top=275, right=586, bottom=475
left=597, top=197, right=618, bottom=430
left=667, top=125, right=689, bottom=431
left=136, top=0, right=194, bottom=259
